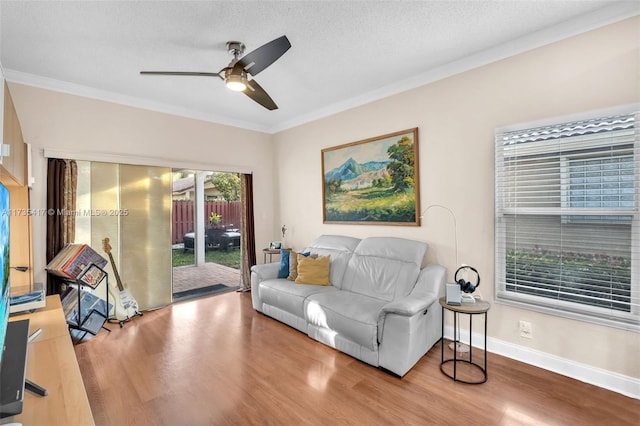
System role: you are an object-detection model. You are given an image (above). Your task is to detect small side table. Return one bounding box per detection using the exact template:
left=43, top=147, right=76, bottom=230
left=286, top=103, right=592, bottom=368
left=262, top=248, right=281, bottom=263
left=439, top=296, right=490, bottom=384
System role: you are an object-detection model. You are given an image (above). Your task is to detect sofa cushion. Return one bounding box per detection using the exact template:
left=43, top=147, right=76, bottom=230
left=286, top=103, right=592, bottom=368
left=295, top=255, right=331, bottom=285
left=305, top=290, right=388, bottom=351
left=304, top=235, right=361, bottom=289
left=259, top=279, right=337, bottom=319
left=342, top=237, right=427, bottom=301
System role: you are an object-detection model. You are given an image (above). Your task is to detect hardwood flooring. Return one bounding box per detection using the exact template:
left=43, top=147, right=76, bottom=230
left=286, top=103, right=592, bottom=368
left=74, top=292, right=639, bottom=425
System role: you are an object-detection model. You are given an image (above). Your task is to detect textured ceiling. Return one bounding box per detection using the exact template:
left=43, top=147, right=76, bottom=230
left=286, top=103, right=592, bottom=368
left=1, top=1, right=637, bottom=133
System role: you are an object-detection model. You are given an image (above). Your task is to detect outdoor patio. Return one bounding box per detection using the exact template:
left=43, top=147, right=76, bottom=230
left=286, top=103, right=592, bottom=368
left=172, top=262, right=242, bottom=294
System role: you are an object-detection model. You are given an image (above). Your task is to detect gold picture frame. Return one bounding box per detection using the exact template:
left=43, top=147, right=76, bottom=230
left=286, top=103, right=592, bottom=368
left=322, top=128, right=420, bottom=225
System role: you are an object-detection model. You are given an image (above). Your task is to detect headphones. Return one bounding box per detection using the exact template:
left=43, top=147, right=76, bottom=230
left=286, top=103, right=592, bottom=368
left=454, top=265, right=480, bottom=293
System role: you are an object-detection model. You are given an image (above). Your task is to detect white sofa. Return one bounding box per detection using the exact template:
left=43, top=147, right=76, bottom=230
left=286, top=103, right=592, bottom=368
left=250, top=235, right=446, bottom=377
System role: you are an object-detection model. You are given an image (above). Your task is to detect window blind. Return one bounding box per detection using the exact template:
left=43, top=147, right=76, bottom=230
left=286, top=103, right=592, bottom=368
left=495, top=112, right=639, bottom=330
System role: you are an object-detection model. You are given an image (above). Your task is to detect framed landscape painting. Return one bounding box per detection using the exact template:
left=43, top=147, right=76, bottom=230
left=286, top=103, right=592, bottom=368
left=322, top=128, right=420, bottom=225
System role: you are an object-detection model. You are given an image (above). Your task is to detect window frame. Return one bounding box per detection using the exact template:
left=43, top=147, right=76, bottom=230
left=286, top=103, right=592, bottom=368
left=495, top=105, right=640, bottom=331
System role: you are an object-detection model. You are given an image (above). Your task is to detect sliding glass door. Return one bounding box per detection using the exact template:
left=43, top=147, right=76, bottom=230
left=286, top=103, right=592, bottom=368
left=76, top=161, right=172, bottom=310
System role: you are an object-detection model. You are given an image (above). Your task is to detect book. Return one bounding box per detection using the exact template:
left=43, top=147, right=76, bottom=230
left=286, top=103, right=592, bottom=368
left=61, top=285, right=113, bottom=334
left=46, top=244, right=108, bottom=280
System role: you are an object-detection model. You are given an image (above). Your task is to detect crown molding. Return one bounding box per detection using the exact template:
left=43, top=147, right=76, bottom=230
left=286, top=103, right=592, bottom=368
left=2, top=69, right=271, bottom=134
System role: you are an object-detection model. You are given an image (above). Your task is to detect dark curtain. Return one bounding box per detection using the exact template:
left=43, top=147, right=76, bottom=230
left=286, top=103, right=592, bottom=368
left=239, top=173, right=256, bottom=290
left=46, top=158, right=77, bottom=295
left=46, top=158, right=67, bottom=294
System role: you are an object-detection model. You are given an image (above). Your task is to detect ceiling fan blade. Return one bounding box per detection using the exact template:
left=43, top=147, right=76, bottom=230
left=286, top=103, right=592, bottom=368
left=140, top=71, right=222, bottom=79
left=236, top=35, right=291, bottom=76
left=244, top=79, right=278, bottom=110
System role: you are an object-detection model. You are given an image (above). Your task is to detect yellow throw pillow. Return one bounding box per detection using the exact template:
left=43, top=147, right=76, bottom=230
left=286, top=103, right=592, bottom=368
left=295, top=255, right=331, bottom=286
left=287, top=252, right=317, bottom=281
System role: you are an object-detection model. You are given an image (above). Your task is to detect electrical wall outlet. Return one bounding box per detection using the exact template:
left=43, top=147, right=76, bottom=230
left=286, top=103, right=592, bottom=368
left=519, top=320, right=533, bottom=339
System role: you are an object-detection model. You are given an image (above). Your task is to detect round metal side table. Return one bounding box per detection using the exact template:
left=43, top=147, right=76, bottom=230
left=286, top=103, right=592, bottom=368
left=439, top=296, right=490, bottom=384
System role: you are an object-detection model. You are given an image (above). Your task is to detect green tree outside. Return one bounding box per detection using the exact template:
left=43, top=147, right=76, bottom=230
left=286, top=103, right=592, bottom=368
left=210, top=173, right=240, bottom=201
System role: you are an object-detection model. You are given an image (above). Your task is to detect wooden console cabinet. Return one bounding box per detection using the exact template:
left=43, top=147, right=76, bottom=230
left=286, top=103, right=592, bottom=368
left=4, top=295, right=94, bottom=425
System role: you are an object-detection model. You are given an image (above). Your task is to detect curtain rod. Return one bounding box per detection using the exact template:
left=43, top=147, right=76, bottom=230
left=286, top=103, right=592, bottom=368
left=42, top=148, right=253, bottom=175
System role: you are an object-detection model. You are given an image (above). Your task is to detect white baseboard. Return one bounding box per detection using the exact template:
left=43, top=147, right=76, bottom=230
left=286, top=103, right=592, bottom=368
left=443, top=325, right=639, bottom=399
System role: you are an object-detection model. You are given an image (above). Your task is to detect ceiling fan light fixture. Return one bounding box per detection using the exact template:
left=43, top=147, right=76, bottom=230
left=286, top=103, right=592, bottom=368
left=226, top=72, right=247, bottom=92
left=141, top=35, right=290, bottom=110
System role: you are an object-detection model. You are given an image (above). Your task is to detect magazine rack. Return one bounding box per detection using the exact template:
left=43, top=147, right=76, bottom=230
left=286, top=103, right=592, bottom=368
left=61, top=263, right=111, bottom=339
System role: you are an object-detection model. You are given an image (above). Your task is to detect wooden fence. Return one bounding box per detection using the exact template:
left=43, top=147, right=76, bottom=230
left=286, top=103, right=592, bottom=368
left=172, top=200, right=241, bottom=244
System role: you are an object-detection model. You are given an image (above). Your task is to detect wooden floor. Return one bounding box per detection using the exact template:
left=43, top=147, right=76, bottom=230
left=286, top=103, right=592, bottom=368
left=74, top=292, right=639, bottom=426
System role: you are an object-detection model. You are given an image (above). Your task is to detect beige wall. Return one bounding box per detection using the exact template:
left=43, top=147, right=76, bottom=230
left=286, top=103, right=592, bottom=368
left=6, top=83, right=275, bottom=288
left=273, top=17, right=640, bottom=379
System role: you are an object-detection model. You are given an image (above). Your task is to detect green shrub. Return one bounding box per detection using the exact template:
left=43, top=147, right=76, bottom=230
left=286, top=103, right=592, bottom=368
left=505, top=248, right=631, bottom=312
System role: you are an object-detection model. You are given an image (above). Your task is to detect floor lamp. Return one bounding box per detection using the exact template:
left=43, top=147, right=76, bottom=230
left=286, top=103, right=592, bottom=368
left=421, top=204, right=469, bottom=353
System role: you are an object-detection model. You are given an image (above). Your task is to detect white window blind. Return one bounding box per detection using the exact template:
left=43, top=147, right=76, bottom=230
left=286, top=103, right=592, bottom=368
left=495, top=112, right=639, bottom=331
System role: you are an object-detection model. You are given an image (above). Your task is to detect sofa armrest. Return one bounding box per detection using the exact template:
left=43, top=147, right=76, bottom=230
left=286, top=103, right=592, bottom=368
left=251, top=262, right=280, bottom=282
left=381, top=292, right=436, bottom=317
left=250, top=263, right=280, bottom=311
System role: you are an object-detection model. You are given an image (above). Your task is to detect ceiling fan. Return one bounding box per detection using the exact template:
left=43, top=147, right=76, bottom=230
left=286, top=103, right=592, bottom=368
left=140, top=35, right=291, bottom=110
